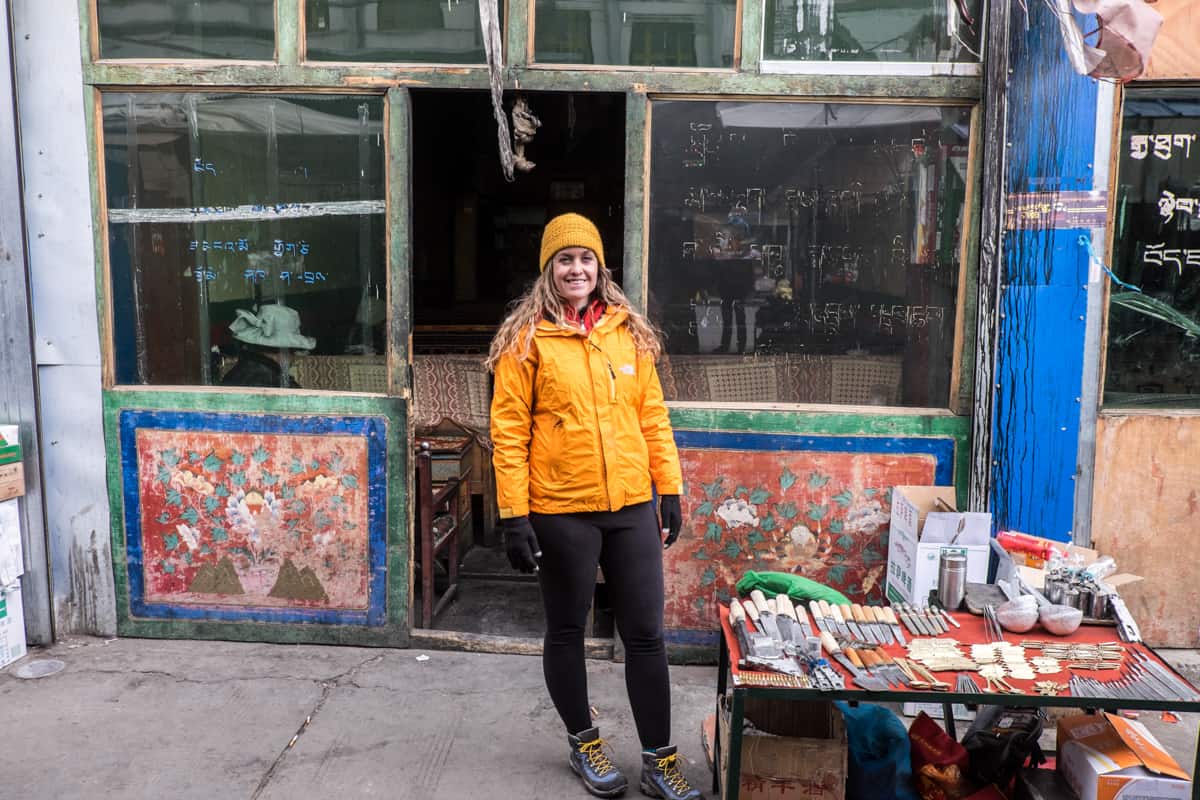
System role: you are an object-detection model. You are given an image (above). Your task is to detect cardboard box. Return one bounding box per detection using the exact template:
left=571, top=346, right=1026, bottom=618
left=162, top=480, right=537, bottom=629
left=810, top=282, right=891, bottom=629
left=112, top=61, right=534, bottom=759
left=1057, top=712, right=1192, bottom=800
left=717, top=697, right=846, bottom=800
left=0, top=499, right=21, bottom=585
left=885, top=486, right=991, bottom=607
left=0, top=461, right=24, bottom=502
left=1014, top=768, right=1079, bottom=800
left=0, top=579, right=27, bottom=669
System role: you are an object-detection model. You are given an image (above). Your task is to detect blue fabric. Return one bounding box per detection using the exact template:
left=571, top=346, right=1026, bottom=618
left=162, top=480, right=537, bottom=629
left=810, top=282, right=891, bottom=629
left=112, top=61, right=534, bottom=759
left=834, top=702, right=919, bottom=800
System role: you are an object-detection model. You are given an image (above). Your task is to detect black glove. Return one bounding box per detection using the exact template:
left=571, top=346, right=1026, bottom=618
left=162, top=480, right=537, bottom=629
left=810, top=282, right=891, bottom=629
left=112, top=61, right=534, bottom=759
left=502, top=516, right=542, bottom=573
left=659, top=494, right=682, bottom=549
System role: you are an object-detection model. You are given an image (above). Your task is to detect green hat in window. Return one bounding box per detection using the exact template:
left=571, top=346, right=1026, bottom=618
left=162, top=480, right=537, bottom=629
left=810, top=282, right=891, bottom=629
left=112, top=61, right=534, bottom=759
left=230, top=304, right=316, bottom=351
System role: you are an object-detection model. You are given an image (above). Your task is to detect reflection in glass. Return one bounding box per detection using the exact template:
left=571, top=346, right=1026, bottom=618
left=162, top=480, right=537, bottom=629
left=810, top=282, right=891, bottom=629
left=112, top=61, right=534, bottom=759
left=534, top=0, right=737, bottom=67
left=103, top=93, right=387, bottom=390
left=97, top=0, right=275, bottom=60
left=1104, top=91, right=1200, bottom=409
left=647, top=100, right=970, bottom=408
left=306, top=0, right=491, bottom=63
left=763, top=0, right=981, bottom=63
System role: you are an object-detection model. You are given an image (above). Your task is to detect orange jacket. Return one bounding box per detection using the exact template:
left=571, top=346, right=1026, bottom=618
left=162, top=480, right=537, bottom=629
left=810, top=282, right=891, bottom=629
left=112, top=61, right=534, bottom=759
left=490, top=307, right=683, bottom=518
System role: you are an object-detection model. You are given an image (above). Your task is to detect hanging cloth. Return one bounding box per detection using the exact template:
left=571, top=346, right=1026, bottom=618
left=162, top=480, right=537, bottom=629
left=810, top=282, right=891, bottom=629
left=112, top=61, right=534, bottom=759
left=478, top=0, right=516, bottom=181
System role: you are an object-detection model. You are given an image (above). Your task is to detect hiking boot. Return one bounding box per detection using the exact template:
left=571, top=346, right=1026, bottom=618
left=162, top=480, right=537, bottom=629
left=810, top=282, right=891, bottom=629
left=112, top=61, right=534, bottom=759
left=568, top=727, right=628, bottom=798
left=639, top=745, right=702, bottom=800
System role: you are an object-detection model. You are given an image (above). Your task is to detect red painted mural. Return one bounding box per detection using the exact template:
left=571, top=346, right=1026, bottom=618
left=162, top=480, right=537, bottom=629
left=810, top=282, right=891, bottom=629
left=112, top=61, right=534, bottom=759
left=665, top=448, right=937, bottom=630
left=135, top=429, right=372, bottom=610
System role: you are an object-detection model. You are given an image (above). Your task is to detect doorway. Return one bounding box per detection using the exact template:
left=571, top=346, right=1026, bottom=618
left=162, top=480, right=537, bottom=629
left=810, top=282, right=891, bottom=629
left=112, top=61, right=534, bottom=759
left=409, top=89, right=626, bottom=639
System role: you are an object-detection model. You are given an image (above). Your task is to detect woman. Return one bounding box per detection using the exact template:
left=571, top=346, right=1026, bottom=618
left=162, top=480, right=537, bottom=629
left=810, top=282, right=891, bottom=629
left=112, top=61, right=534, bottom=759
left=488, top=213, right=701, bottom=800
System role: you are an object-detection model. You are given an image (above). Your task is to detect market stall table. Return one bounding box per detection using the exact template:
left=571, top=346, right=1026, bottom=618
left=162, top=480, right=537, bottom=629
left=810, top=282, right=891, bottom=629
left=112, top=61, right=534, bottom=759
left=714, top=605, right=1200, bottom=800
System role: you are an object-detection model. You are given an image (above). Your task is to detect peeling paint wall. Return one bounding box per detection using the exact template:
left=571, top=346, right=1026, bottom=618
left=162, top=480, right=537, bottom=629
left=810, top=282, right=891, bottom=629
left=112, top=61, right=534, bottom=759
left=1092, top=414, right=1200, bottom=648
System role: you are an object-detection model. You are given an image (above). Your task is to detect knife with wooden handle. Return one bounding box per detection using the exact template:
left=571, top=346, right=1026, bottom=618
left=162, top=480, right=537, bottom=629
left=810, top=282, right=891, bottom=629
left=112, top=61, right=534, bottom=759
left=850, top=604, right=878, bottom=644
left=882, top=606, right=907, bottom=645
left=808, top=600, right=829, bottom=633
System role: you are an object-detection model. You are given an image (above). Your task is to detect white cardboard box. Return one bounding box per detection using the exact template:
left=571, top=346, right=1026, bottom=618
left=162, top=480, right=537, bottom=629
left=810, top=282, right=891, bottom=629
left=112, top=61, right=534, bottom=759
left=0, top=499, right=22, bottom=585
left=0, top=579, right=27, bottom=669
left=885, top=486, right=991, bottom=607
left=1057, top=712, right=1192, bottom=800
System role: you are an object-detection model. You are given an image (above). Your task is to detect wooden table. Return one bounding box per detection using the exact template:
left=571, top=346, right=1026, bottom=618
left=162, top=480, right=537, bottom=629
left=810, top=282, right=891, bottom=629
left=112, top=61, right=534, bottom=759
left=714, top=606, right=1200, bottom=800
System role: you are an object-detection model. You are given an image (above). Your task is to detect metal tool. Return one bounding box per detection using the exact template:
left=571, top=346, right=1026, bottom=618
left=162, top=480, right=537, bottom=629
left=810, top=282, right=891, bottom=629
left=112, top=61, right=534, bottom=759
left=749, top=590, right=784, bottom=644
left=825, top=601, right=852, bottom=638
left=729, top=599, right=778, bottom=659
left=903, top=603, right=935, bottom=636
left=893, top=603, right=921, bottom=636
left=821, top=631, right=887, bottom=691
left=1130, top=650, right=1200, bottom=701
left=841, top=604, right=868, bottom=642
left=982, top=603, right=1004, bottom=643
left=729, top=600, right=806, bottom=677
left=783, top=595, right=814, bottom=640
left=808, top=600, right=829, bottom=633
left=846, top=604, right=873, bottom=644
left=882, top=606, right=907, bottom=646
left=868, top=606, right=895, bottom=645
left=929, top=598, right=961, bottom=630
left=1109, top=594, right=1142, bottom=643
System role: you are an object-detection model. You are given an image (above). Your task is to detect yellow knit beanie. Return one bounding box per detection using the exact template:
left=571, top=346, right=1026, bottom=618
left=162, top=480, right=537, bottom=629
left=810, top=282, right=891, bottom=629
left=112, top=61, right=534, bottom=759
left=539, top=213, right=605, bottom=272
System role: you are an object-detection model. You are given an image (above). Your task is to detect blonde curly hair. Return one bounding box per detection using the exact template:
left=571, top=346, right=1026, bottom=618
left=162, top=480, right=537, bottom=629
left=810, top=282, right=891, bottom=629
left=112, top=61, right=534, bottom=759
left=486, top=260, right=662, bottom=372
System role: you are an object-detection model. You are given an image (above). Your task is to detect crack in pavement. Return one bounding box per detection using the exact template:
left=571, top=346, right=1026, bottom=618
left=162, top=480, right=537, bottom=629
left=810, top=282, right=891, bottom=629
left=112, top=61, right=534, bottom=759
left=249, top=653, right=387, bottom=800
left=48, top=667, right=334, bottom=687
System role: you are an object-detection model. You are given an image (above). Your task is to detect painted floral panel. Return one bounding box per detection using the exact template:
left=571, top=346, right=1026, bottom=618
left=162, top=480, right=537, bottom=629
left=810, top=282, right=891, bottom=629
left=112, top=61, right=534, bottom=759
left=136, top=428, right=371, bottom=610
left=666, top=448, right=937, bottom=630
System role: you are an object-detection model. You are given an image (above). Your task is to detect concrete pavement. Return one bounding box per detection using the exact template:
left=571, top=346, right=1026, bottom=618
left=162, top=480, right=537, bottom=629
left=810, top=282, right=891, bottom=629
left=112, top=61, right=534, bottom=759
left=2, top=637, right=1197, bottom=799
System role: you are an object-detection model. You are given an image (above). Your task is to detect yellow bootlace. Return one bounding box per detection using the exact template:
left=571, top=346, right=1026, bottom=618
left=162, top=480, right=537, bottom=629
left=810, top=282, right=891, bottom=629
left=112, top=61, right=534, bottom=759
left=654, top=753, right=692, bottom=795
left=579, top=738, right=615, bottom=776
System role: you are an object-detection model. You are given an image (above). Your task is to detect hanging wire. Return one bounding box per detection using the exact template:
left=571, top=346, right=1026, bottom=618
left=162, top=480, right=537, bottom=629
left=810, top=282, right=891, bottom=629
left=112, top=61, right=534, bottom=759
left=1079, top=234, right=1141, bottom=292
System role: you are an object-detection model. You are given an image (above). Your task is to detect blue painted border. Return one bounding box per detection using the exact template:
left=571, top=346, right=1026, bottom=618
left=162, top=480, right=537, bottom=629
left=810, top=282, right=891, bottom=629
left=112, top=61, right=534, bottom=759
left=119, top=409, right=389, bottom=626
left=672, top=430, right=955, bottom=486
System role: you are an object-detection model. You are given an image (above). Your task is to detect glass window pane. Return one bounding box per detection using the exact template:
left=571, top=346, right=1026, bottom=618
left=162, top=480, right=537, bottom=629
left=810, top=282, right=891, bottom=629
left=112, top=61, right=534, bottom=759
left=103, top=93, right=387, bottom=391
left=306, top=0, right=493, bottom=63
left=97, top=1, right=275, bottom=60
left=763, top=0, right=981, bottom=63
left=647, top=100, right=970, bottom=408
left=534, top=0, right=737, bottom=67
left=1104, top=90, right=1200, bottom=409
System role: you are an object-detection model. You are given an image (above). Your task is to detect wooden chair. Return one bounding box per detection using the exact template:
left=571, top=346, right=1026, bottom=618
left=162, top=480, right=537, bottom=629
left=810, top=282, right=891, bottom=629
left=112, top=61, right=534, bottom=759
left=414, top=440, right=462, bottom=628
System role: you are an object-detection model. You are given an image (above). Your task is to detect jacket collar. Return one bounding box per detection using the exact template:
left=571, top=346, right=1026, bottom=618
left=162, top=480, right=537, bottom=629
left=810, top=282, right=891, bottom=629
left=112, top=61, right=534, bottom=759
left=536, top=305, right=627, bottom=337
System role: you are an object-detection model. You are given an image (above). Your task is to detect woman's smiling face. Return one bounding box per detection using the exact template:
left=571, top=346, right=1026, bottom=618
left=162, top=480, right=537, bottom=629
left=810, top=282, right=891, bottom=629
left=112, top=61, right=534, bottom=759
left=550, top=247, right=599, bottom=307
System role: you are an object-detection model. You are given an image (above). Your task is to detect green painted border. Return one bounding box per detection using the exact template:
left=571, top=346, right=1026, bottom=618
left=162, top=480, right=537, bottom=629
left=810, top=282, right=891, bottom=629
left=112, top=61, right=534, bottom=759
left=622, top=90, right=648, bottom=309
left=668, top=406, right=971, bottom=507
left=508, top=0, right=531, bottom=68
left=737, top=0, right=762, bottom=74
left=277, top=0, right=301, bottom=66
left=83, top=63, right=979, bottom=100
left=387, top=87, right=412, bottom=398
left=102, top=389, right=410, bottom=646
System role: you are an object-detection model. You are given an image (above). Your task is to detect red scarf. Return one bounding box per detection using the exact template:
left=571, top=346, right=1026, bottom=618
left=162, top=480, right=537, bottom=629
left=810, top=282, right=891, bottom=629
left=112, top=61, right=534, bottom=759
left=560, top=300, right=606, bottom=333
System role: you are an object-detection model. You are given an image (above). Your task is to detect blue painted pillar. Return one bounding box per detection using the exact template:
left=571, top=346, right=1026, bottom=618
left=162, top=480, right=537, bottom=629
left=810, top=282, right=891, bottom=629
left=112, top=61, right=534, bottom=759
left=990, top=2, right=1099, bottom=542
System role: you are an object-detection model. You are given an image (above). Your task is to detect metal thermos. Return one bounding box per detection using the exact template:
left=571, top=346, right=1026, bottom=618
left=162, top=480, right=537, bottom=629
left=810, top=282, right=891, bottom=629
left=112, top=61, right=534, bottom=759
left=1077, top=586, right=1095, bottom=618
left=937, top=552, right=967, bottom=611
left=1044, top=577, right=1067, bottom=606
left=1063, top=587, right=1083, bottom=611
left=1091, top=592, right=1112, bottom=620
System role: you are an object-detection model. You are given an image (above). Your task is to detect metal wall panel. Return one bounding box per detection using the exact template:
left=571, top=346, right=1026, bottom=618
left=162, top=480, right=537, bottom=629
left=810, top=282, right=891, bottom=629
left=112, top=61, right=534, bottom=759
left=13, top=0, right=115, bottom=634
left=0, top=0, right=52, bottom=644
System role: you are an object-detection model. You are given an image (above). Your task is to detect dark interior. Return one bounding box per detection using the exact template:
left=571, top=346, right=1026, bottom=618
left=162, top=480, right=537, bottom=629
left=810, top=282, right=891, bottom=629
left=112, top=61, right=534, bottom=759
left=410, top=89, right=626, bottom=636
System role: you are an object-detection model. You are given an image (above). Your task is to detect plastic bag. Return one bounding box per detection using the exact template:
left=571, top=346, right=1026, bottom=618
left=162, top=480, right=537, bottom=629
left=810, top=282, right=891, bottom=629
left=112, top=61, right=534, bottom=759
left=834, top=702, right=920, bottom=800
left=909, top=711, right=974, bottom=800
left=736, top=570, right=851, bottom=607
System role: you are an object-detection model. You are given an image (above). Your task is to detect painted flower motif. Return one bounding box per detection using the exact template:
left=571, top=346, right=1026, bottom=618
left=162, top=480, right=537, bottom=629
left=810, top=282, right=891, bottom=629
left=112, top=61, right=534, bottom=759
left=297, top=474, right=339, bottom=497
left=716, top=498, right=759, bottom=529
left=844, top=501, right=888, bottom=535
left=170, top=469, right=215, bottom=496
left=175, top=523, right=200, bottom=551
left=225, top=488, right=283, bottom=542
left=786, top=523, right=818, bottom=557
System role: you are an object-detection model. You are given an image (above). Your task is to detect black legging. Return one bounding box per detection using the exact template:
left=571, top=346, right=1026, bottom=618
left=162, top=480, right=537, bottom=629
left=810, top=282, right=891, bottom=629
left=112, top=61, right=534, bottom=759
left=531, top=500, right=670, bottom=749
